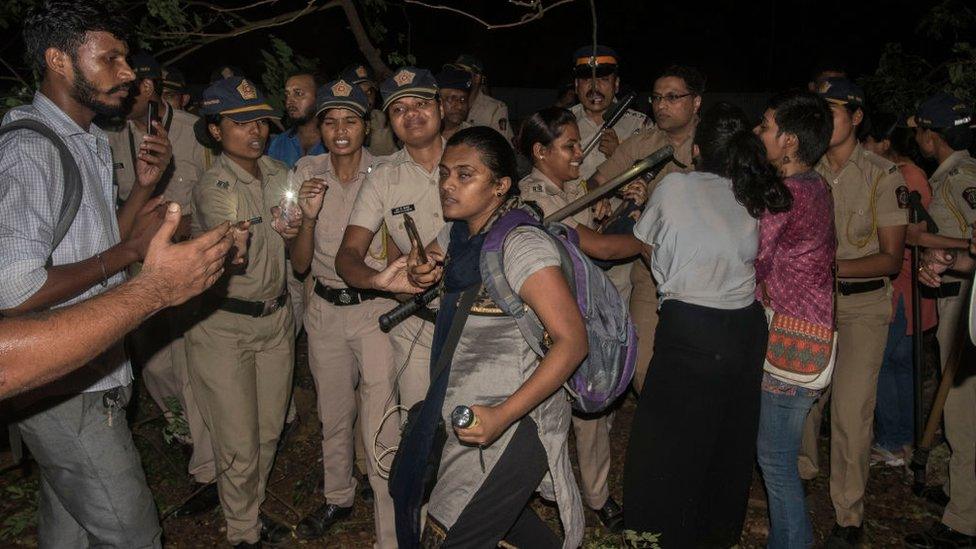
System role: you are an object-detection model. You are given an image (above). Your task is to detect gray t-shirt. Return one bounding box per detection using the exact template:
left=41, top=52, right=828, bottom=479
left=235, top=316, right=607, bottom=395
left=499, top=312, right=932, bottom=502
left=633, top=171, right=758, bottom=310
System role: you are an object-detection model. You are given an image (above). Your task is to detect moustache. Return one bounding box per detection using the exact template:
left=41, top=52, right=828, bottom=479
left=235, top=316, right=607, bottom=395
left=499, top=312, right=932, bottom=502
left=586, top=91, right=605, bottom=102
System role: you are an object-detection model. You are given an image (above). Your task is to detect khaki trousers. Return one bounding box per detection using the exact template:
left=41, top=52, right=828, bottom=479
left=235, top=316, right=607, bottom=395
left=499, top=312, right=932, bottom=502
left=939, top=279, right=976, bottom=535
left=137, top=306, right=216, bottom=483
left=572, top=413, right=613, bottom=509
left=305, top=293, right=400, bottom=549
left=802, top=286, right=892, bottom=527
left=185, top=306, right=294, bottom=545
left=389, top=314, right=435, bottom=410
left=630, top=261, right=660, bottom=393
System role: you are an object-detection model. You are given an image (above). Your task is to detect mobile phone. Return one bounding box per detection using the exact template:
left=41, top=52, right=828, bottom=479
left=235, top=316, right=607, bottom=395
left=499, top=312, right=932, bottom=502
left=403, top=213, right=428, bottom=264
left=147, top=101, right=158, bottom=136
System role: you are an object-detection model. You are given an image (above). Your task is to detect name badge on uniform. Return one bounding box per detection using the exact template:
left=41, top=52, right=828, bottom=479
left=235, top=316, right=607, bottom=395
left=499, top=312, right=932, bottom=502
left=391, top=204, right=416, bottom=216
left=963, top=187, right=976, bottom=210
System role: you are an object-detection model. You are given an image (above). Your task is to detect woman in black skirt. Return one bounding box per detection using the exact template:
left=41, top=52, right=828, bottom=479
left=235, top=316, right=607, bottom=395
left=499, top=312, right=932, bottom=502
left=623, top=102, right=792, bottom=547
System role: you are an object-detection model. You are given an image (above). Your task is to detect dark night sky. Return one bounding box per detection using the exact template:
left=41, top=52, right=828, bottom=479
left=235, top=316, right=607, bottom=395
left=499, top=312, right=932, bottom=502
left=181, top=0, right=940, bottom=93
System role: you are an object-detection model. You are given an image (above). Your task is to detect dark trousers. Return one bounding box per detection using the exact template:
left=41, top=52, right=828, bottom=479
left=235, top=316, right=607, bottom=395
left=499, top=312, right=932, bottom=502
left=624, top=300, right=767, bottom=548
left=434, top=417, right=561, bottom=549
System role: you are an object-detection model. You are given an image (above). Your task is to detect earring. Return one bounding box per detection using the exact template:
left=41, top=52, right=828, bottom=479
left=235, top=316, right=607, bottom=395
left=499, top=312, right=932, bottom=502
left=495, top=192, right=504, bottom=197
left=782, top=154, right=790, bottom=165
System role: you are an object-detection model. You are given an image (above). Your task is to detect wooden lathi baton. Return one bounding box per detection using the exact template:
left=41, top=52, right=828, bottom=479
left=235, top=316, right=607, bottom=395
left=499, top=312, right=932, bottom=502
left=543, top=144, right=677, bottom=224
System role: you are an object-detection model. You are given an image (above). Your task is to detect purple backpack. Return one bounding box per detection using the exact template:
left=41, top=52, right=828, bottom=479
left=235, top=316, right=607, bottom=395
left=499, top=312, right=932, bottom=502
left=481, top=207, right=637, bottom=413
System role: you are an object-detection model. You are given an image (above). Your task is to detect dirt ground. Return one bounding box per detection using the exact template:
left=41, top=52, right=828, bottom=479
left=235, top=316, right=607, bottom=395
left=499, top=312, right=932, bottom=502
left=0, top=332, right=954, bottom=548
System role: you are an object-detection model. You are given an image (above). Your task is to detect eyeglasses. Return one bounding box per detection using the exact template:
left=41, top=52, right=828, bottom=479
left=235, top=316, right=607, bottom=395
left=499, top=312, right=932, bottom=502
left=650, top=92, right=693, bottom=105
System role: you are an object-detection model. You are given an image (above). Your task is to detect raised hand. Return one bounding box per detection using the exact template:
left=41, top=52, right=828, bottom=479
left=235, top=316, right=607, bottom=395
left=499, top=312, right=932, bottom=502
left=140, top=202, right=234, bottom=308
left=134, top=121, right=174, bottom=191
left=298, top=177, right=328, bottom=221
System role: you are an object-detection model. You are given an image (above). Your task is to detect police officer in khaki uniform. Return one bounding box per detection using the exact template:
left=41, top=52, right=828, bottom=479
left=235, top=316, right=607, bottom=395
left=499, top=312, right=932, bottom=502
left=342, top=63, right=398, bottom=157
left=335, top=68, right=445, bottom=547
left=450, top=54, right=513, bottom=141
left=904, top=95, right=976, bottom=547
left=185, top=77, right=296, bottom=547
left=799, top=78, right=907, bottom=547
left=570, top=45, right=647, bottom=299
left=435, top=66, right=473, bottom=141
left=287, top=79, right=400, bottom=547
left=162, top=67, right=191, bottom=112
left=107, top=52, right=218, bottom=509
left=590, top=65, right=700, bottom=392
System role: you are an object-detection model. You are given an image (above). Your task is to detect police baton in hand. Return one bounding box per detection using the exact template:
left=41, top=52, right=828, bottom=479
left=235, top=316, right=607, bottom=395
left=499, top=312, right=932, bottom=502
left=544, top=144, right=678, bottom=224
left=579, top=91, right=637, bottom=161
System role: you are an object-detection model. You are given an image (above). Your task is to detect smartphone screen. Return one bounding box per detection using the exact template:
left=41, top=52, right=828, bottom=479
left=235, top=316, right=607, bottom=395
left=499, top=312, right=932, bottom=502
left=147, top=101, right=158, bottom=136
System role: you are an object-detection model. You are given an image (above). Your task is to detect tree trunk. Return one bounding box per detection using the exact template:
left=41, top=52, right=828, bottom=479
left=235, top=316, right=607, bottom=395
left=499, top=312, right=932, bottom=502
left=339, top=0, right=393, bottom=79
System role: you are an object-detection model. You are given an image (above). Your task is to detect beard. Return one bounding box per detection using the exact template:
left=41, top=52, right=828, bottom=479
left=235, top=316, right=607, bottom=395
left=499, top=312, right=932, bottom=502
left=287, top=107, right=314, bottom=127
left=71, top=67, right=129, bottom=118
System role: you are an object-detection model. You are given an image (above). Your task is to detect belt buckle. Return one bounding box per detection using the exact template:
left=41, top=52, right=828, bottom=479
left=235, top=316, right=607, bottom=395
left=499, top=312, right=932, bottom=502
left=338, top=290, right=353, bottom=305
left=264, top=296, right=282, bottom=316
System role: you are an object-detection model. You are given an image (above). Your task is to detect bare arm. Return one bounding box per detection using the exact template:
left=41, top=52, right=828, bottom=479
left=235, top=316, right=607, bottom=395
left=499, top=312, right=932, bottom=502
left=336, top=225, right=384, bottom=289
left=837, top=224, right=906, bottom=278
left=576, top=225, right=643, bottom=260
left=455, top=265, right=587, bottom=446
left=0, top=203, right=233, bottom=400
left=2, top=199, right=167, bottom=316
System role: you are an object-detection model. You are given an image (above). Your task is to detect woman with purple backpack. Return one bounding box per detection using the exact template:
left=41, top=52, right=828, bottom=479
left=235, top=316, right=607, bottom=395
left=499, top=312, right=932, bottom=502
left=624, top=102, right=793, bottom=547
left=365, top=126, right=588, bottom=548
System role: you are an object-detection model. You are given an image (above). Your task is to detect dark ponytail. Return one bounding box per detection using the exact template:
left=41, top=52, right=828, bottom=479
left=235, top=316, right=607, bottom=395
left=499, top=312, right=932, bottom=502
left=695, top=102, right=792, bottom=218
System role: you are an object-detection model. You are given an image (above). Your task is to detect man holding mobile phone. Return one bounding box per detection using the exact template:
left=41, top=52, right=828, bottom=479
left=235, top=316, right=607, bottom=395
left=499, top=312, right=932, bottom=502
left=106, top=51, right=219, bottom=516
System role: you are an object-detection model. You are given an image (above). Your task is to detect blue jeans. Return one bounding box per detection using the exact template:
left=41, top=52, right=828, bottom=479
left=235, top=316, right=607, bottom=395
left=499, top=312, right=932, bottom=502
left=874, top=296, right=914, bottom=451
left=757, top=388, right=817, bottom=549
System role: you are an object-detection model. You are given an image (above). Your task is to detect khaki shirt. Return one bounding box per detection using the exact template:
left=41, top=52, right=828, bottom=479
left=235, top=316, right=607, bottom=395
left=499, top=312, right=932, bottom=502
left=192, top=154, right=290, bottom=301
left=348, top=146, right=444, bottom=254
left=815, top=143, right=907, bottom=267
left=928, top=150, right=976, bottom=239
left=467, top=92, right=512, bottom=140
left=368, top=109, right=398, bottom=157
left=108, top=105, right=206, bottom=209
left=293, top=151, right=387, bottom=287
left=595, top=126, right=694, bottom=193
left=519, top=168, right=593, bottom=229
left=570, top=103, right=647, bottom=181
left=443, top=120, right=472, bottom=140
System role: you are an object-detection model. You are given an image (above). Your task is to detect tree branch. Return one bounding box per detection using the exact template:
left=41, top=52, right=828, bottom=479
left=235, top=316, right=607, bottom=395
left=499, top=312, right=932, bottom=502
left=403, top=0, right=578, bottom=30
left=159, top=0, right=343, bottom=64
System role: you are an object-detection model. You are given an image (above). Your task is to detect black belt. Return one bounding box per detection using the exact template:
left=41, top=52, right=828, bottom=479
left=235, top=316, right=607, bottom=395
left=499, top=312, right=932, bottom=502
left=314, top=280, right=390, bottom=306
left=927, top=281, right=962, bottom=299
left=218, top=293, right=288, bottom=317
left=837, top=279, right=885, bottom=296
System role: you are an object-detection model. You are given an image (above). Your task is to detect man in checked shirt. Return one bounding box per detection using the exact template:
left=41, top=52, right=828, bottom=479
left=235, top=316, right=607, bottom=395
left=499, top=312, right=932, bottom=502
left=0, top=2, right=173, bottom=547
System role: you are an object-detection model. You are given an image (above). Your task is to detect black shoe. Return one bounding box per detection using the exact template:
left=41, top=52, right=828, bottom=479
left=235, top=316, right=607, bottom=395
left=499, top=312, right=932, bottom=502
left=359, top=475, right=374, bottom=504
left=905, top=522, right=976, bottom=548
left=260, top=514, right=292, bottom=545
left=296, top=503, right=353, bottom=540
left=920, top=484, right=952, bottom=508
left=596, top=497, right=624, bottom=534
left=172, top=482, right=220, bottom=518
left=232, top=542, right=261, bottom=549
left=825, top=524, right=863, bottom=548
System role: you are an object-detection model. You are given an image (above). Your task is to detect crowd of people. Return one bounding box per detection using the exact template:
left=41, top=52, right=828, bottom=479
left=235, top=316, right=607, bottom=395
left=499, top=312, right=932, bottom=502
left=2, top=1, right=976, bottom=548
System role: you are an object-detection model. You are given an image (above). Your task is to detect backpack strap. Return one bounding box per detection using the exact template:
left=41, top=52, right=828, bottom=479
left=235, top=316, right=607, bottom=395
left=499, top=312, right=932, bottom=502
left=0, top=119, right=83, bottom=253
left=480, top=209, right=578, bottom=358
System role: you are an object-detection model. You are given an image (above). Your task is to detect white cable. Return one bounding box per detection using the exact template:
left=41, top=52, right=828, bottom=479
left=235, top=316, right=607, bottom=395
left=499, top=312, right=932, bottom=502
left=372, top=317, right=427, bottom=479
